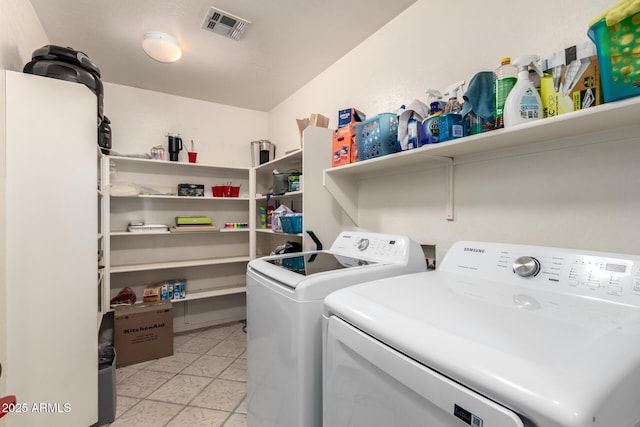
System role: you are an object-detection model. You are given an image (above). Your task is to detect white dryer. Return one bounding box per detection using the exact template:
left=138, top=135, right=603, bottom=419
left=246, top=231, right=426, bottom=427
left=323, top=241, right=640, bottom=427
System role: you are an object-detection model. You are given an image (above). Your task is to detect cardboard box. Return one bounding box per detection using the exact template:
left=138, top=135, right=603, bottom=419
left=296, top=113, right=330, bottom=146
left=114, top=301, right=173, bottom=367
left=331, top=125, right=358, bottom=167
left=542, top=42, right=602, bottom=117
left=143, top=286, right=161, bottom=302
left=338, top=108, right=366, bottom=128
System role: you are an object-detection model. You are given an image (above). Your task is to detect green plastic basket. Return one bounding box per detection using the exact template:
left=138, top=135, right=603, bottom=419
left=588, top=11, right=640, bottom=102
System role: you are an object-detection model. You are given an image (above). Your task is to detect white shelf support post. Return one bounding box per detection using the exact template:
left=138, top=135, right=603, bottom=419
left=432, top=156, right=454, bottom=221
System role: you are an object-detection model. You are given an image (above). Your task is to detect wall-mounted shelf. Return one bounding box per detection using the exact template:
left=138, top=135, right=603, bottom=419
left=324, top=97, right=640, bottom=225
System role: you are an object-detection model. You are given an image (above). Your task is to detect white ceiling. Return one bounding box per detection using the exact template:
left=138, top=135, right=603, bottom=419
left=28, top=0, right=417, bottom=111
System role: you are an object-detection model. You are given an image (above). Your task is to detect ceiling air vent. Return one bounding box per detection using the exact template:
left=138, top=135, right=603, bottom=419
left=201, top=7, right=251, bottom=41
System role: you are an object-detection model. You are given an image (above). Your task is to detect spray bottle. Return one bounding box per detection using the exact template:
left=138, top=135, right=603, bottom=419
left=420, top=89, right=444, bottom=145
left=503, top=55, right=543, bottom=128
left=439, top=81, right=466, bottom=142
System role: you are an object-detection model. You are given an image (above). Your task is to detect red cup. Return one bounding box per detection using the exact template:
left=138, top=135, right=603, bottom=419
left=212, top=186, right=223, bottom=197
left=188, top=152, right=198, bottom=163
left=222, top=185, right=231, bottom=197
left=230, top=186, right=240, bottom=197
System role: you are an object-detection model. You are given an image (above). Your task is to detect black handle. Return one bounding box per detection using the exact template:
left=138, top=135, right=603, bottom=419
left=306, top=230, right=323, bottom=251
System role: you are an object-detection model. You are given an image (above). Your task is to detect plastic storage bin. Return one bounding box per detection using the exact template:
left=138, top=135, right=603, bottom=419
left=354, top=113, right=399, bottom=161
left=92, top=347, right=116, bottom=426
left=280, top=213, right=302, bottom=234
left=588, top=11, right=640, bottom=102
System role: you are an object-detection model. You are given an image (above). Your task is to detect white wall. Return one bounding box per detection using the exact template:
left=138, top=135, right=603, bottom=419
left=267, top=0, right=640, bottom=261
left=0, top=0, right=48, bottom=71
left=104, top=83, right=268, bottom=167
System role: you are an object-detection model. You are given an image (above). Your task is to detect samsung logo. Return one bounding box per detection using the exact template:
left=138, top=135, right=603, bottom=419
left=464, top=248, right=485, bottom=253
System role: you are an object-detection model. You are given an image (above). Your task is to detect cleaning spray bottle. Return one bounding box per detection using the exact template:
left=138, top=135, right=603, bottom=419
left=439, top=81, right=466, bottom=142
left=420, top=89, right=444, bottom=145
left=503, top=55, right=543, bottom=128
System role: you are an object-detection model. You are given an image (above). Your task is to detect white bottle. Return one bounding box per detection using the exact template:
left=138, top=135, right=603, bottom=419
left=503, top=55, right=543, bottom=128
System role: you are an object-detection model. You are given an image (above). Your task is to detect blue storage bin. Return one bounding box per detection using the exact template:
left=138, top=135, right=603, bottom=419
left=354, top=113, right=399, bottom=161
left=588, top=12, right=640, bottom=102
left=280, top=213, right=302, bottom=234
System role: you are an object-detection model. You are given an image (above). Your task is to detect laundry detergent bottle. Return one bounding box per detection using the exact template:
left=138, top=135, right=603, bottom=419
left=503, top=55, right=543, bottom=128
left=439, top=81, right=466, bottom=142
left=419, top=89, right=444, bottom=145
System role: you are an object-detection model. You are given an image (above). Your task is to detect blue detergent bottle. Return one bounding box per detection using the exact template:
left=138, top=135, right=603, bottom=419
left=419, top=89, right=444, bottom=145
left=439, top=80, right=466, bottom=142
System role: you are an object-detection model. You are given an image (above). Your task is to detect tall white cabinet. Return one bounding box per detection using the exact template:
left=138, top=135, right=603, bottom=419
left=0, top=71, right=98, bottom=426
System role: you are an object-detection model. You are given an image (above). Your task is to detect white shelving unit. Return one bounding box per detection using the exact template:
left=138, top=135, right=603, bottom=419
left=251, top=149, right=304, bottom=258
left=104, top=156, right=251, bottom=332
left=324, top=97, right=640, bottom=225
left=250, top=126, right=342, bottom=258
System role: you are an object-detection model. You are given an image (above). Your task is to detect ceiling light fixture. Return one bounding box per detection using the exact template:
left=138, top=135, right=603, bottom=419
left=142, top=32, right=182, bottom=63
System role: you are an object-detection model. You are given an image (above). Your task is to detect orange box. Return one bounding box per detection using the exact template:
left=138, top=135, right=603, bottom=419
left=332, top=125, right=358, bottom=167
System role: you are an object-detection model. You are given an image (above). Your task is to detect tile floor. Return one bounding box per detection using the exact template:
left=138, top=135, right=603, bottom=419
left=109, top=322, right=247, bottom=427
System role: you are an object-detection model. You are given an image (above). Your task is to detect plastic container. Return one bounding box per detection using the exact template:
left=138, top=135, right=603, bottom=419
left=92, top=347, right=116, bottom=426
left=588, top=12, right=640, bottom=102
left=504, top=55, right=543, bottom=128
left=354, top=113, right=399, bottom=161
left=280, top=213, right=303, bottom=234
left=439, top=81, right=466, bottom=142
left=212, top=185, right=240, bottom=197
left=494, top=57, right=518, bottom=129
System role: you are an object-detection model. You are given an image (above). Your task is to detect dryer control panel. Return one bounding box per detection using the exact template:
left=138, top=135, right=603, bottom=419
left=439, top=241, right=640, bottom=305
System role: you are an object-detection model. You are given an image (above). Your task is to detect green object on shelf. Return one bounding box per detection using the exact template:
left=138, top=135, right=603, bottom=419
left=175, top=216, right=212, bottom=225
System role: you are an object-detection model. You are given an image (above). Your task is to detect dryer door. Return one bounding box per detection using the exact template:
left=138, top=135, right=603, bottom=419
left=323, top=315, right=525, bottom=427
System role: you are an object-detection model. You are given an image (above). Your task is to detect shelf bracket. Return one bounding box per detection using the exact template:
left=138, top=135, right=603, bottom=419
left=431, top=156, right=454, bottom=221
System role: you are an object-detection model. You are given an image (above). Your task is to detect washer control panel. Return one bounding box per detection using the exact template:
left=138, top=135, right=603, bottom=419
left=330, top=232, right=409, bottom=263
left=440, top=241, right=640, bottom=305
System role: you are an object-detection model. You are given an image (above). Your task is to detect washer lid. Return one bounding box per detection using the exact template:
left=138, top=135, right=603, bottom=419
left=324, top=271, right=640, bottom=427
left=264, top=252, right=377, bottom=276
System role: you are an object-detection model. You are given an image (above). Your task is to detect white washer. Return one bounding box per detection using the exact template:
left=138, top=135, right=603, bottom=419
left=246, top=231, right=425, bottom=427
left=323, top=241, right=640, bottom=427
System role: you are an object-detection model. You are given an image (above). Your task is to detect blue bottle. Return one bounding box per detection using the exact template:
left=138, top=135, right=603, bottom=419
left=420, top=102, right=445, bottom=145
left=439, top=80, right=466, bottom=142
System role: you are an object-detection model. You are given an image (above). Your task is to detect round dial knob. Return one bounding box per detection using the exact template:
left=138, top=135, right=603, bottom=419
left=513, top=256, right=540, bottom=277
left=356, top=238, right=369, bottom=251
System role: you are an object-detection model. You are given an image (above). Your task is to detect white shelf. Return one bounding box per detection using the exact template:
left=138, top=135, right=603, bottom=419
left=111, top=230, right=170, bottom=236
left=171, top=285, right=246, bottom=302
left=254, top=149, right=302, bottom=174
left=108, top=155, right=250, bottom=173
left=110, top=228, right=249, bottom=236
left=324, top=97, right=640, bottom=224
left=110, top=255, right=250, bottom=273
left=109, top=285, right=246, bottom=310
left=256, top=229, right=303, bottom=237
left=255, top=191, right=303, bottom=200
left=112, top=194, right=251, bottom=201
